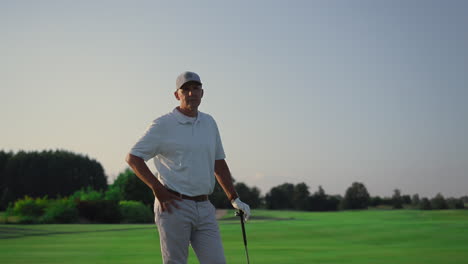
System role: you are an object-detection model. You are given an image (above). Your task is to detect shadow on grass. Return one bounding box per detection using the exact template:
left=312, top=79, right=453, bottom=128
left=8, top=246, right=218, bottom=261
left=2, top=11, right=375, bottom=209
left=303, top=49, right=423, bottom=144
left=220, top=215, right=295, bottom=222
left=0, top=226, right=154, bottom=240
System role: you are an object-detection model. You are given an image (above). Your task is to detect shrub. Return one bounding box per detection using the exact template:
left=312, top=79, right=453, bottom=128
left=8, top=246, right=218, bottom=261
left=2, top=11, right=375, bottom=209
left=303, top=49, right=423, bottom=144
left=40, top=198, right=79, bottom=223
left=71, top=187, right=104, bottom=201
left=76, top=200, right=121, bottom=223
left=13, top=196, right=49, bottom=217
left=104, top=186, right=122, bottom=201
left=0, top=204, right=17, bottom=224
left=119, top=200, right=153, bottom=223
left=17, top=215, right=39, bottom=224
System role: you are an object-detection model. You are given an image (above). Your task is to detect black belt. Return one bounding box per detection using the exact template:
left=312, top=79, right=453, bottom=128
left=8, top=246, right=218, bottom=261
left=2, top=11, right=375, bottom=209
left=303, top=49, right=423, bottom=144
left=166, top=188, right=208, bottom=202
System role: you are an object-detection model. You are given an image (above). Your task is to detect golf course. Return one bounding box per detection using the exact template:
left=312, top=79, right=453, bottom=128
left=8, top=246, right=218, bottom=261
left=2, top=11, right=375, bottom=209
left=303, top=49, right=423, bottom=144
left=1, top=209, right=467, bottom=264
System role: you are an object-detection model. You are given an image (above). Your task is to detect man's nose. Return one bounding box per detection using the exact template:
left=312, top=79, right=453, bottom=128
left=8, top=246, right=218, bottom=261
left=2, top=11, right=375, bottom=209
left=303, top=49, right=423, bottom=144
left=188, top=90, right=198, bottom=97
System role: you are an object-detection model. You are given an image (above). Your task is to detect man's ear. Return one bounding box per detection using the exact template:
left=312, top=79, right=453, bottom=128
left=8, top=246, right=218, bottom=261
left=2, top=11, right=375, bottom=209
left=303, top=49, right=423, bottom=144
left=201, top=89, right=204, bottom=98
left=174, top=91, right=180, bottom=100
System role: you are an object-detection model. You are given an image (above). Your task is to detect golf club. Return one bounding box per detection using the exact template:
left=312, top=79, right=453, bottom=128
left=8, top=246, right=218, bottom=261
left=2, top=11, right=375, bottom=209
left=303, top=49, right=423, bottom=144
left=235, top=210, right=250, bottom=264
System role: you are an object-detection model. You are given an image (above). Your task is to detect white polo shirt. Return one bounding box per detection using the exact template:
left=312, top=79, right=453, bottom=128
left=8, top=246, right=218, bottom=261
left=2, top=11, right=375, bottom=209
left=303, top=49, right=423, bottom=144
left=129, top=108, right=226, bottom=196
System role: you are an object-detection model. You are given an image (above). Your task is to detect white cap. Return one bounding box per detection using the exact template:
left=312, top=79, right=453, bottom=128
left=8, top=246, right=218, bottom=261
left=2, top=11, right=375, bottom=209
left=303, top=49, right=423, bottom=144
left=176, top=71, right=202, bottom=90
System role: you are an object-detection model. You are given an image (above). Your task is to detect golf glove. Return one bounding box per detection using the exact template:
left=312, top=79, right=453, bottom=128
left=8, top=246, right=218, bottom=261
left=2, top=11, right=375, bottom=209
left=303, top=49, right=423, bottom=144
left=231, top=198, right=251, bottom=221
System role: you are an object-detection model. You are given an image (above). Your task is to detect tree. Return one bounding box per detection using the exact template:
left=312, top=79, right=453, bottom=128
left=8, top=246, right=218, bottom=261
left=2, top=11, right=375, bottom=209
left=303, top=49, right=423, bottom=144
left=381, top=197, right=393, bottom=206
left=0, top=150, right=14, bottom=210
left=446, top=198, right=465, bottom=209
left=234, top=182, right=261, bottom=209
left=265, top=183, right=294, bottom=210
left=210, top=179, right=233, bottom=209
left=420, top=198, right=432, bottom=210
left=2, top=150, right=108, bottom=208
left=0, top=150, right=13, bottom=186
left=315, top=185, right=326, bottom=198
left=370, top=196, right=383, bottom=207
left=109, top=168, right=154, bottom=206
left=402, top=195, right=411, bottom=205
left=461, top=196, right=468, bottom=204
left=326, top=195, right=341, bottom=211
left=123, top=171, right=154, bottom=206
left=292, top=183, right=310, bottom=210
left=308, top=185, right=327, bottom=211
left=341, top=182, right=370, bottom=210
left=307, top=186, right=340, bottom=211
left=392, top=189, right=403, bottom=209
left=411, top=194, right=420, bottom=208
left=431, top=193, right=448, bottom=210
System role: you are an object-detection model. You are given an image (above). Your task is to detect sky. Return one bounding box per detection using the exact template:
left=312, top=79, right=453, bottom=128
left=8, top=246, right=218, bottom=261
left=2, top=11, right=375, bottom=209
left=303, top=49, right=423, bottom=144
left=1, top=0, right=467, bottom=198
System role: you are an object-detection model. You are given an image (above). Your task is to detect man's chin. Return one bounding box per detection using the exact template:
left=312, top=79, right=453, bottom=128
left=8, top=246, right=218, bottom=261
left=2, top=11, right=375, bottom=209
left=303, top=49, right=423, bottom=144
left=188, top=102, right=201, bottom=108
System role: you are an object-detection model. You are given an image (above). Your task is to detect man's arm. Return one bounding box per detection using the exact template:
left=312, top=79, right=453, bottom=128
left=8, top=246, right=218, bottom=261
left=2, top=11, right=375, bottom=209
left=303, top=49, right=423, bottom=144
left=214, top=159, right=251, bottom=221
left=214, top=159, right=238, bottom=202
left=125, top=153, right=181, bottom=213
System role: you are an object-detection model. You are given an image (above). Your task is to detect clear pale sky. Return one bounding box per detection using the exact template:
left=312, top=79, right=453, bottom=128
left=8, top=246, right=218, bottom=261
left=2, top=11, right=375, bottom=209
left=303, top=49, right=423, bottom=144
left=1, top=1, right=467, bottom=198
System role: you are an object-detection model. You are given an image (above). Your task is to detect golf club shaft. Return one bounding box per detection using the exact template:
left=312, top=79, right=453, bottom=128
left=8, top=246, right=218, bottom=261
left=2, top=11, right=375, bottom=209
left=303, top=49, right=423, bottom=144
left=244, top=246, right=250, bottom=264
left=240, top=215, right=247, bottom=246
left=237, top=210, right=250, bottom=264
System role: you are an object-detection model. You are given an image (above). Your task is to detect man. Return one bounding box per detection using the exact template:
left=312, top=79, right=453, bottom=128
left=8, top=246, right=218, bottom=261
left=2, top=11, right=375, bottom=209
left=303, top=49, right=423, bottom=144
left=125, top=71, right=250, bottom=264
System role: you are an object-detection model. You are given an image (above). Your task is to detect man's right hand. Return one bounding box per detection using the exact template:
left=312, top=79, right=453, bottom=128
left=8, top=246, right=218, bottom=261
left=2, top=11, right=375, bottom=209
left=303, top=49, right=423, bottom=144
left=153, top=188, right=183, bottom=214
left=126, top=154, right=183, bottom=213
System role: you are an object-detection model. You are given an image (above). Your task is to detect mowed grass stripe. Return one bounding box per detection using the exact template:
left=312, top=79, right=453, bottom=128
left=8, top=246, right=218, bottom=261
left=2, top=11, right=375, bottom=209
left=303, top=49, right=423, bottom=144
left=1, top=210, right=467, bottom=264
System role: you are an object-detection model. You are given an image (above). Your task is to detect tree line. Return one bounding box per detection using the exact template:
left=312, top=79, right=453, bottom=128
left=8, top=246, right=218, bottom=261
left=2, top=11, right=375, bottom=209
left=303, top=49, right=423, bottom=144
left=1, top=150, right=466, bottom=211
left=0, top=150, right=107, bottom=210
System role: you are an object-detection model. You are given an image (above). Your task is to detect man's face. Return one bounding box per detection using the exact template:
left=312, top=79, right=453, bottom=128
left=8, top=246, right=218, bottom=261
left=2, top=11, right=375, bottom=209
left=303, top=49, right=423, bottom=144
left=175, top=81, right=204, bottom=110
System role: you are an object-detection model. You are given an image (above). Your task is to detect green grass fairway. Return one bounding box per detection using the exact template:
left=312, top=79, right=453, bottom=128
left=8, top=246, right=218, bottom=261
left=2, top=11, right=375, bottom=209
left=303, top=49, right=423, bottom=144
left=1, top=210, right=467, bottom=263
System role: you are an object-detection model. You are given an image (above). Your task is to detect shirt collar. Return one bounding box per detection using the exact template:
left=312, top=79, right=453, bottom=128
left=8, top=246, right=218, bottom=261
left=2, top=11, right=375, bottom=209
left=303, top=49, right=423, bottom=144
left=172, top=107, right=202, bottom=124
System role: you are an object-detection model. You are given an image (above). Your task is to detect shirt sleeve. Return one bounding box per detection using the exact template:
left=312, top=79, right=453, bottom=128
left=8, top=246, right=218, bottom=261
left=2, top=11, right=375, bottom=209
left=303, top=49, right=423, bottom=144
left=213, top=119, right=226, bottom=160
left=129, top=119, right=163, bottom=162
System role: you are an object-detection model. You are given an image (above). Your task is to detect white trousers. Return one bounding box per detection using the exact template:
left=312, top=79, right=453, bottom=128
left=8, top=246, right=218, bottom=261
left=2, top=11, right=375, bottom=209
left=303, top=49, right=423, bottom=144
left=154, top=199, right=226, bottom=264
